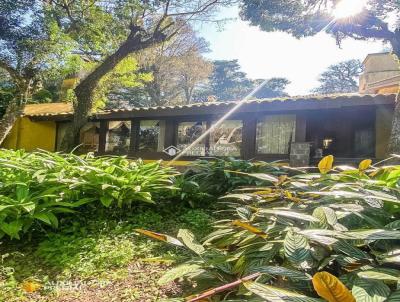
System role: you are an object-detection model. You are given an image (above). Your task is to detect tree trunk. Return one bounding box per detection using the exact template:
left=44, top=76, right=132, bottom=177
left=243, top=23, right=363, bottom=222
left=60, top=30, right=167, bottom=151
left=0, top=82, right=31, bottom=146
left=0, top=102, right=24, bottom=146
left=387, top=31, right=400, bottom=155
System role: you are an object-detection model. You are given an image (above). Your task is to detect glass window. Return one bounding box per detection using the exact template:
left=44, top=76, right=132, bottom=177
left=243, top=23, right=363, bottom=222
left=106, top=121, right=131, bottom=153
left=256, top=115, right=296, bottom=154
left=177, top=121, right=206, bottom=156
left=354, top=128, right=374, bottom=157
left=80, top=122, right=99, bottom=152
left=210, top=120, right=243, bottom=156
left=139, top=120, right=165, bottom=152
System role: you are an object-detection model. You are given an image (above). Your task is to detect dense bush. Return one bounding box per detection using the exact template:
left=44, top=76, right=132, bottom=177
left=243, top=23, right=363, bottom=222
left=139, top=156, right=400, bottom=301
left=0, top=149, right=176, bottom=239
left=177, top=157, right=291, bottom=207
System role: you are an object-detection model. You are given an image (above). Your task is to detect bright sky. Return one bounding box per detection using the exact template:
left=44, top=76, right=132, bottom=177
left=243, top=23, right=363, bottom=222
left=198, top=6, right=385, bottom=96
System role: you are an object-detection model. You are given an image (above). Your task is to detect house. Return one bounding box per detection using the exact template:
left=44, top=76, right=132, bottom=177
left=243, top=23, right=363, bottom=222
left=1, top=93, right=396, bottom=166
left=1, top=53, right=398, bottom=166
left=359, top=53, right=399, bottom=94
left=2, top=103, right=73, bottom=152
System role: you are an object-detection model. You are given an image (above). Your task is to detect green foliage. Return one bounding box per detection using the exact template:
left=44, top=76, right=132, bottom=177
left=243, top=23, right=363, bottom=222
left=178, top=209, right=212, bottom=237
left=0, top=149, right=176, bottom=239
left=0, top=71, right=15, bottom=117
left=239, top=0, right=400, bottom=55
left=96, top=55, right=153, bottom=109
left=32, top=89, right=53, bottom=103
left=176, top=158, right=290, bottom=207
left=195, top=60, right=291, bottom=102
left=139, top=157, right=400, bottom=301
left=312, top=60, right=363, bottom=94
left=0, top=203, right=212, bottom=301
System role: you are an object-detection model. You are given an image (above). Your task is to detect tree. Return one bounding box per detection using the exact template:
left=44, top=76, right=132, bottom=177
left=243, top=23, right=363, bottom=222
left=239, top=0, right=400, bottom=152
left=203, top=59, right=253, bottom=101
left=0, top=70, right=15, bottom=118
left=105, top=24, right=213, bottom=109
left=253, top=77, right=290, bottom=99
left=0, top=0, right=70, bottom=144
left=41, top=0, right=229, bottom=150
left=175, top=51, right=213, bottom=103
left=133, top=24, right=213, bottom=106
left=195, top=60, right=290, bottom=101
left=312, top=59, right=363, bottom=94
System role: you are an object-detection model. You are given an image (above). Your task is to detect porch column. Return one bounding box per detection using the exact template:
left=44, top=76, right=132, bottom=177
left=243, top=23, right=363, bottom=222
left=98, top=120, right=108, bottom=154
left=295, top=114, right=307, bottom=142
left=290, top=114, right=310, bottom=166
left=164, top=119, right=176, bottom=149
left=129, top=120, right=140, bottom=154
left=242, top=117, right=256, bottom=159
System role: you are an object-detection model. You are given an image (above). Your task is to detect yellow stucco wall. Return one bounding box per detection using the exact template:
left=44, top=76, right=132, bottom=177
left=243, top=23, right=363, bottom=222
left=1, top=117, right=56, bottom=151
left=376, top=106, right=394, bottom=159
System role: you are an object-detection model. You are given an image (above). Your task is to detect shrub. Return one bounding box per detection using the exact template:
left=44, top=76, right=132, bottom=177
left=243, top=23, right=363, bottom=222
left=177, top=157, right=290, bottom=207
left=0, top=149, right=176, bottom=239
left=138, top=156, right=400, bottom=301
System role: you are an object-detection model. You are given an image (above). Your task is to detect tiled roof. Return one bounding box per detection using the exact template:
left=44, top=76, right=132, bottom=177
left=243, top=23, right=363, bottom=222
left=99, top=93, right=390, bottom=113
left=23, top=103, right=73, bottom=117
left=95, top=93, right=396, bottom=119
left=23, top=93, right=396, bottom=118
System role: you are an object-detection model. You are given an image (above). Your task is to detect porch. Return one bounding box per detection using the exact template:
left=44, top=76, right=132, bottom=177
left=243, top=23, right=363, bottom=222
left=49, top=94, right=395, bottom=165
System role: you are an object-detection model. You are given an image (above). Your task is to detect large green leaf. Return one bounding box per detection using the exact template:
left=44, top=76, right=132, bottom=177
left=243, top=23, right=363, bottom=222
left=312, top=207, right=337, bottom=229
left=260, top=209, right=319, bottom=222
left=357, top=268, right=400, bottom=282
left=377, top=249, right=400, bottom=264
left=386, top=290, right=400, bottom=301
left=158, top=264, right=202, bottom=285
left=239, top=172, right=279, bottom=183
left=33, top=212, right=59, bottom=228
left=346, top=230, right=400, bottom=240
left=251, top=266, right=311, bottom=281
left=385, top=220, right=400, bottom=230
left=351, top=279, right=390, bottom=302
left=177, top=229, right=205, bottom=255
left=244, top=281, right=322, bottom=302
left=0, top=220, right=23, bottom=239
left=332, top=240, right=370, bottom=260
left=284, top=229, right=312, bottom=266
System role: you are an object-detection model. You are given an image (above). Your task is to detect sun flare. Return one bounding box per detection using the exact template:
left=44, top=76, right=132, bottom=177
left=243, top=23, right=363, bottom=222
left=333, top=0, right=366, bottom=19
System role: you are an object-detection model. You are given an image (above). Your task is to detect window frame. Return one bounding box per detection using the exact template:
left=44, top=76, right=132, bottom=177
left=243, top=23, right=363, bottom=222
left=100, top=119, right=133, bottom=156
left=254, top=113, right=297, bottom=159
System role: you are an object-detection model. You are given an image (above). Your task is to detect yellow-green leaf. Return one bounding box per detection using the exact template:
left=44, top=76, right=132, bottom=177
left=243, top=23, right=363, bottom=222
left=359, top=159, right=372, bottom=172
left=135, top=229, right=183, bottom=246
left=318, top=155, right=334, bottom=174
left=232, top=220, right=267, bottom=238
left=312, top=271, right=355, bottom=302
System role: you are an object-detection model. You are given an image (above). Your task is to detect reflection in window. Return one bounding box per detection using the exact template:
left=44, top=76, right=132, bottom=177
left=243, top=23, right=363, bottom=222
left=56, top=122, right=71, bottom=151
left=106, top=121, right=131, bottom=153
left=139, top=120, right=165, bottom=152
left=354, top=128, right=374, bottom=157
left=80, top=122, right=99, bottom=152
left=177, top=121, right=206, bottom=156
left=257, top=115, right=296, bottom=154
left=210, top=120, right=242, bottom=156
